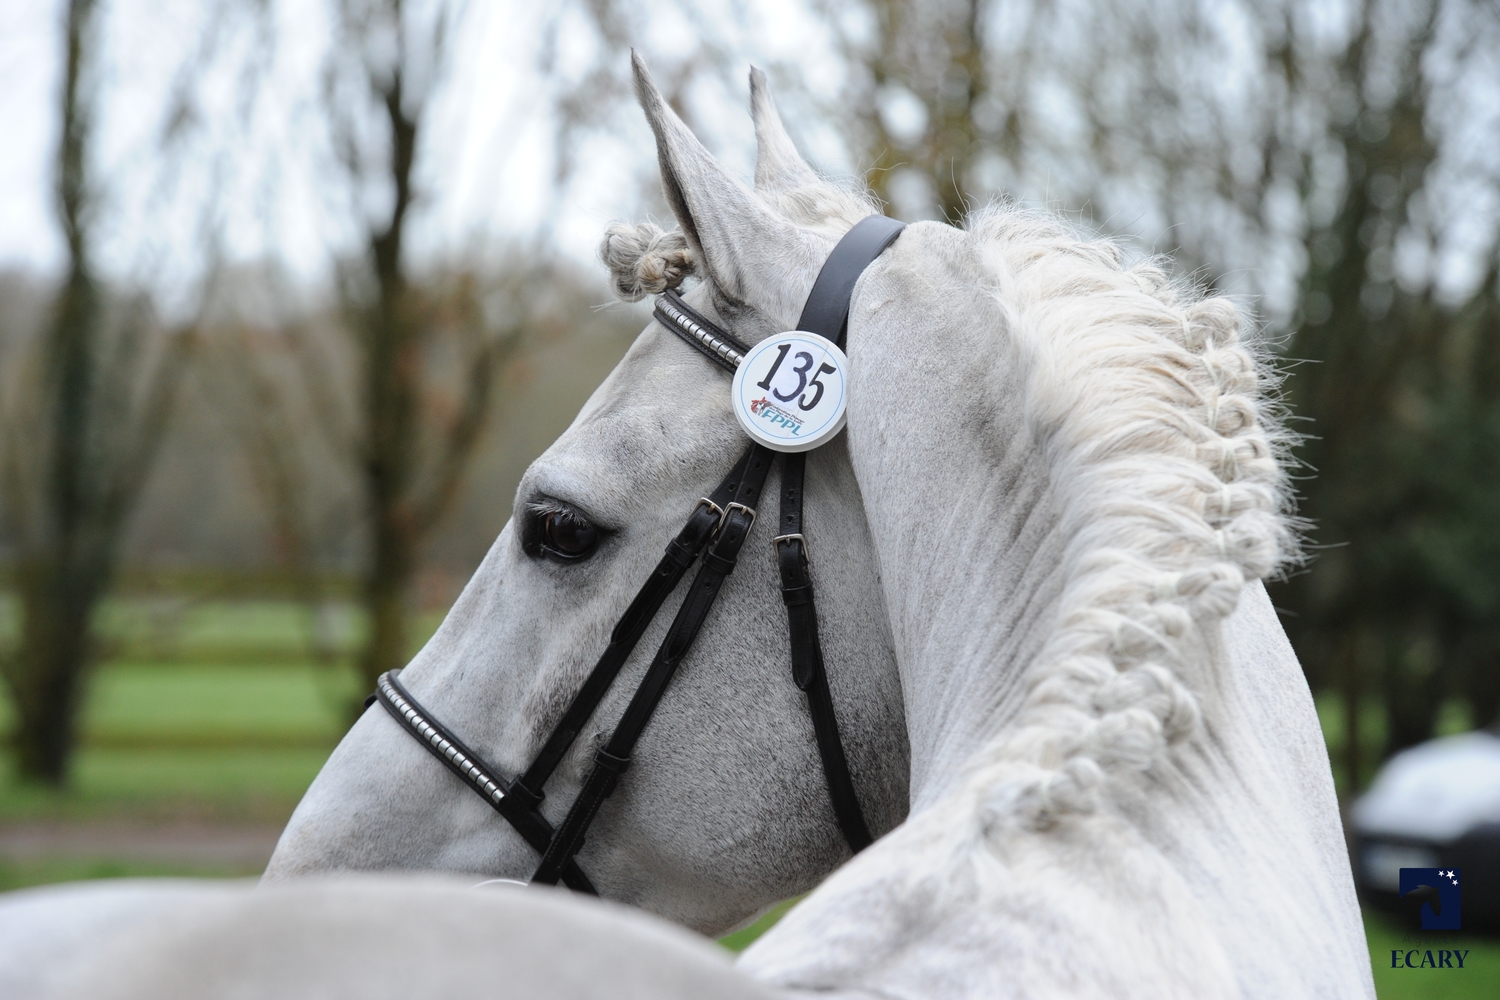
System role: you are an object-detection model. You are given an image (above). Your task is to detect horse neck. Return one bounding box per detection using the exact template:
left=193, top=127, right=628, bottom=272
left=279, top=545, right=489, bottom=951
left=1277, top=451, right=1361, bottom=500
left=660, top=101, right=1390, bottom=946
left=738, top=221, right=1371, bottom=998
left=846, top=338, right=1068, bottom=811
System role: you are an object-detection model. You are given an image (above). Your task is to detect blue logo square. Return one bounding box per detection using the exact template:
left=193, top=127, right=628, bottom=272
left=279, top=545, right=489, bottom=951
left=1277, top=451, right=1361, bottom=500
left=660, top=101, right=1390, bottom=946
left=1399, top=868, right=1461, bottom=930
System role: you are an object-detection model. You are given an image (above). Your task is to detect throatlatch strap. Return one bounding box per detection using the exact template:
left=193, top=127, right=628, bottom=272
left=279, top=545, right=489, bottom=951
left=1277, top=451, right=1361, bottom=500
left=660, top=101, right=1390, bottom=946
left=511, top=447, right=754, bottom=807
left=373, top=671, right=596, bottom=894
left=532, top=445, right=776, bottom=886
left=775, top=452, right=873, bottom=853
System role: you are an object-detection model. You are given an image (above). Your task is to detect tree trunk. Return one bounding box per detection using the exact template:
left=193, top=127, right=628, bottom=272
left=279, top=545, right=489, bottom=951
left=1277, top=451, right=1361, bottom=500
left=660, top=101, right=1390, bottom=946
left=1, top=0, right=108, bottom=786
left=3, top=0, right=187, bottom=783
left=358, top=537, right=412, bottom=697
left=353, top=58, right=420, bottom=706
left=9, top=567, right=99, bottom=784
left=357, top=307, right=418, bottom=698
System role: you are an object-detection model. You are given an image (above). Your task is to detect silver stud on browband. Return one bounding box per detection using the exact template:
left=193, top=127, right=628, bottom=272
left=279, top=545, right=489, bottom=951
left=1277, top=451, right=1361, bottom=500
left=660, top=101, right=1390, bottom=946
left=655, top=295, right=745, bottom=368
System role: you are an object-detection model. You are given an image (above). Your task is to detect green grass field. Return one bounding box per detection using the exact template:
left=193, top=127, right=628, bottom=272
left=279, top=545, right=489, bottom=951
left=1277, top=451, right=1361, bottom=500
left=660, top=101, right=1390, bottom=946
left=0, top=857, right=265, bottom=892
left=1365, top=911, right=1500, bottom=998
left=1, top=597, right=1496, bottom=981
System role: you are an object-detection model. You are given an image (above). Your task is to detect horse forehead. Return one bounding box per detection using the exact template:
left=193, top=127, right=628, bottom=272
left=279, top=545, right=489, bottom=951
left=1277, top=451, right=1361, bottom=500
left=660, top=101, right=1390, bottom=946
left=524, top=327, right=740, bottom=507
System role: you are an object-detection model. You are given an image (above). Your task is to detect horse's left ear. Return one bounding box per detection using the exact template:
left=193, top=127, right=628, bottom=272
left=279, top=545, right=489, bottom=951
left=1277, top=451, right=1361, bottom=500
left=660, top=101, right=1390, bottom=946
left=632, top=52, right=819, bottom=313
left=749, top=67, right=820, bottom=194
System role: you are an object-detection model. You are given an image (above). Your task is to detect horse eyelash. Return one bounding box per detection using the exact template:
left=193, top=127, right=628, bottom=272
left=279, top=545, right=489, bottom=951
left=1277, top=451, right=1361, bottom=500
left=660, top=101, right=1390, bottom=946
left=526, top=499, right=584, bottom=523
left=525, top=497, right=610, bottom=537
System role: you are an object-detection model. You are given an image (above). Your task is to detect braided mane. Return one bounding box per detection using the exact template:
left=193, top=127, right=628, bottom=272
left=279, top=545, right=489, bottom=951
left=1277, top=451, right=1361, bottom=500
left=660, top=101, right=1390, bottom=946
left=601, top=193, right=1297, bottom=837
left=961, top=204, right=1298, bottom=833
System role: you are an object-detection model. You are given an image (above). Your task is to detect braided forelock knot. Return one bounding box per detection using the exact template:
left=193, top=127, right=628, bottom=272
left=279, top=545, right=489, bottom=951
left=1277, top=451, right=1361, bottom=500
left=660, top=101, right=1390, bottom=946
left=599, top=221, right=696, bottom=302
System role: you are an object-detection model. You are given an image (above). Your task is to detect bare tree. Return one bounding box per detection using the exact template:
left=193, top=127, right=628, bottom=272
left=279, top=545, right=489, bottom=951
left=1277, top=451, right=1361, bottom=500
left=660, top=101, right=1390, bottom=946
left=818, top=0, right=1500, bottom=791
left=316, top=0, right=526, bottom=705
left=815, top=0, right=991, bottom=223
left=1276, top=0, right=1500, bottom=785
left=198, top=277, right=358, bottom=681
left=0, top=0, right=191, bottom=784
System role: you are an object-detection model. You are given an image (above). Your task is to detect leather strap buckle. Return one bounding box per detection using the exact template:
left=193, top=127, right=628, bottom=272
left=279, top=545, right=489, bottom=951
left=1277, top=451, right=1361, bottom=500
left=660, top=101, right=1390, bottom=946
left=695, top=497, right=724, bottom=523
left=693, top=497, right=726, bottom=537
left=773, top=533, right=810, bottom=568
left=723, top=501, right=757, bottom=534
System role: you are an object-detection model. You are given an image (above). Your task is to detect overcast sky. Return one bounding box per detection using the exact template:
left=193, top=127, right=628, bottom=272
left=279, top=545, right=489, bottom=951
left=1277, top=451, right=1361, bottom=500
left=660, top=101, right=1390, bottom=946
left=0, top=0, right=848, bottom=304
left=5, top=0, right=1496, bottom=322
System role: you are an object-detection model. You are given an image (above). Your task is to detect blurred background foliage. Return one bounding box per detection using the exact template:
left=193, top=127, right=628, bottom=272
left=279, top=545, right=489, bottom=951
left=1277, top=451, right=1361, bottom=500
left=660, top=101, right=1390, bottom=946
left=0, top=0, right=1497, bottom=924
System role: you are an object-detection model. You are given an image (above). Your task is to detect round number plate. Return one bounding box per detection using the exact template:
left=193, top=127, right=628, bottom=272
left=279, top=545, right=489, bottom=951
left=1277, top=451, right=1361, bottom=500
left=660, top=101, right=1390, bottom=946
left=731, top=332, right=849, bottom=453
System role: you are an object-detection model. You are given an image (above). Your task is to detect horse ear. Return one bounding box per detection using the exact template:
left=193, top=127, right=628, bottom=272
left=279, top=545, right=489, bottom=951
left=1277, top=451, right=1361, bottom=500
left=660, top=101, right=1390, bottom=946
left=749, top=67, right=820, bottom=194
left=632, top=51, right=815, bottom=309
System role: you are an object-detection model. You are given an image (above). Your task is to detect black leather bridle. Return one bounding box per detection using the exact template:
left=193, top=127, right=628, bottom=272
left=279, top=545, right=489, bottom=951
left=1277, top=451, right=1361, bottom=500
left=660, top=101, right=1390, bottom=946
left=370, top=215, right=905, bottom=894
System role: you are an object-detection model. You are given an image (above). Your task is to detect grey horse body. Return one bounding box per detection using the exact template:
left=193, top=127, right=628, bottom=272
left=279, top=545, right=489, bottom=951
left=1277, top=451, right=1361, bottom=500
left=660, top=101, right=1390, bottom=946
left=9, top=877, right=774, bottom=1000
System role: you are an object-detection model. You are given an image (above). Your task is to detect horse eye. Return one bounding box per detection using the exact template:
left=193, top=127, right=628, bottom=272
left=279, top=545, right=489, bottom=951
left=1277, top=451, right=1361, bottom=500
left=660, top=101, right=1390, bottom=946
left=542, top=511, right=598, bottom=560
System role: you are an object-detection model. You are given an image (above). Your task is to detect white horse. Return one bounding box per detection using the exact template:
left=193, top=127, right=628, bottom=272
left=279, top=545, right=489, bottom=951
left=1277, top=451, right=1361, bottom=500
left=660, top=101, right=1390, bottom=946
left=3, top=876, right=775, bottom=1000
left=1, top=56, right=1374, bottom=998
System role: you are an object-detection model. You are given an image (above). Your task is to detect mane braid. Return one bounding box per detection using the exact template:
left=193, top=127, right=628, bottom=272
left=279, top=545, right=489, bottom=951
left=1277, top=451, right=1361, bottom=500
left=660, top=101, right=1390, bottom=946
left=961, top=205, right=1297, bottom=836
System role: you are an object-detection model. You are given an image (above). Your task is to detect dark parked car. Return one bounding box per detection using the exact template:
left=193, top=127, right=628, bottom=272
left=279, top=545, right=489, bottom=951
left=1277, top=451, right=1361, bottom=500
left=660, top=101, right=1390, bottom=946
left=1351, top=726, right=1500, bottom=933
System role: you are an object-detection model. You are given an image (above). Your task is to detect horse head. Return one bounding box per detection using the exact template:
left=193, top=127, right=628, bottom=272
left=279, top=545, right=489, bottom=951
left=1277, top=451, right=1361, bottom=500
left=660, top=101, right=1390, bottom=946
left=265, top=56, right=910, bottom=936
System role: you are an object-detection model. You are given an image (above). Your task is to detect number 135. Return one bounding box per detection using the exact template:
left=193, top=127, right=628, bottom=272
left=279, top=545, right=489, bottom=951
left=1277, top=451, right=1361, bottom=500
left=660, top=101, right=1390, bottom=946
left=756, top=343, right=837, bottom=411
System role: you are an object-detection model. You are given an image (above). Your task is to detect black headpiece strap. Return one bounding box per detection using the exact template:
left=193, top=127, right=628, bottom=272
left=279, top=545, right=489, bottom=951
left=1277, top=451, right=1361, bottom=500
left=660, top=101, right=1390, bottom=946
left=797, top=214, right=906, bottom=346
left=766, top=213, right=904, bottom=854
